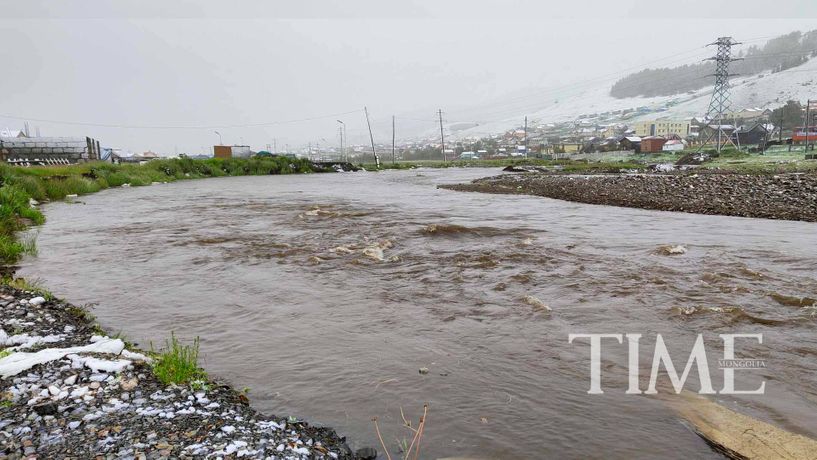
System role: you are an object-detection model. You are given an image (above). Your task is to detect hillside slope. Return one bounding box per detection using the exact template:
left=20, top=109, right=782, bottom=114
left=443, top=56, right=817, bottom=140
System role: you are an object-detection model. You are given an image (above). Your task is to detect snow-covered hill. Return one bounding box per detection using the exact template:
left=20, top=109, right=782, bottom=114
left=435, top=56, right=817, bottom=140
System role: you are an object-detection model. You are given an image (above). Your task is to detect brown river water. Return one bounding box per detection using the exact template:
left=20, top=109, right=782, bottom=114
left=18, top=168, right=817, bottom=459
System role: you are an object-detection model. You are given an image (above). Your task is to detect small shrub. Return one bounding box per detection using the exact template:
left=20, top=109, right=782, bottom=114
left=66, top=305, right=95, bottom=322
left=105, top=172, right=130, bottom=187
left=151, top=333, right=206, bottom=385
left=9, top=175, right=47, bottom=202
left=1, top=277, right=53, bottom=300
left=0, top=235, right=30, bottom=264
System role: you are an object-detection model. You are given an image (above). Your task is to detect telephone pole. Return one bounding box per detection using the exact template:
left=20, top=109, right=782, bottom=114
left=779, top=113, right=784, bottom=143
left=336, top=120, right=346, bottom=161
left=438, top=109, right=446, bottom=161
left=364, top=106, right=380, bottom=167
left=338, top=125, right=344, bottom=161
left=524, top=116, right=528, bottom=158
left=698, top=36, right=742, bottom=155
left=392, top=115, right=396, bottom=164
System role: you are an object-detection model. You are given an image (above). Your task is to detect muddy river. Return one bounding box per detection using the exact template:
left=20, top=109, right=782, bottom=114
left=18, top=168, right=817, bottom=459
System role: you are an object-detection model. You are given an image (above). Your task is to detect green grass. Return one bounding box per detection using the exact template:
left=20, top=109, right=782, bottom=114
left=1, top=277, right=54, bottom=300
left=0, top=349, right=12, bottom=359
left=151, top=333, right=206, bottom=386
left=703, top=150, right=817, bottom=173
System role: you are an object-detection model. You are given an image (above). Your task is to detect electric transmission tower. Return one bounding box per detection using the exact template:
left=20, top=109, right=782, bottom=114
left=698, top=36, right=742, bottom=155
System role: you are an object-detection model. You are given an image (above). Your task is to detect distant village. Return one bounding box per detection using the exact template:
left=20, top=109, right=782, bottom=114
left=396, top=105, right=806, bottom=162
left=1, top=101, right=814, bottom=166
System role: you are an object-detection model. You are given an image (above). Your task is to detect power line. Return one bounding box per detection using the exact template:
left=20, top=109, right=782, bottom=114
left=0, top=109, right=363, bottom=130
left=699, top=36, right=742, bottom=154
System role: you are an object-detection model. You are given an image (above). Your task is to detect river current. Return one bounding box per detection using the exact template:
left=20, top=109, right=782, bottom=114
left=19, top=168, right=817, bottom=459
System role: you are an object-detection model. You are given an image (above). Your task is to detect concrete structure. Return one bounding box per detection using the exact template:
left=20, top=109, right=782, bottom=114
left=662, top=139, right=685, bottom=152
left=554, top=142, right=582, bottom=154
left=727, top=108, right=772, bottom=123
left=213, top=145, right=252, bottom=159
left=634, top=120, right=691, bottom=138
left=0, top=136, right=101, bottom=164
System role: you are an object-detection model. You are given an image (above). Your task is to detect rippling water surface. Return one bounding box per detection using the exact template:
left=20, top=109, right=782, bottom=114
left=19, top=168, right=817, bottom=459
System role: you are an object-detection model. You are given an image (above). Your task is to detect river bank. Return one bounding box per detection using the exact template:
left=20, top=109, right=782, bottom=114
left=0, top=159, right=378, bottom=459
left=441, top=171, right=817, bottom=222
left=0, top=284, right=360, bottom=459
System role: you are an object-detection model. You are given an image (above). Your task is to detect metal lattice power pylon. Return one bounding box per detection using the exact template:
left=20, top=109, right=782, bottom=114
left=698, top=37, right=743, bottom=155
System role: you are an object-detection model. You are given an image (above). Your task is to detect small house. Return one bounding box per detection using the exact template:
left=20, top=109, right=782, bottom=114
left=734, top=124, right=770, bottom=145
left=662, top=139, right=685, bottom=152
left=619, top=136, right=642, bottom=152
left=641, top=136, right=667, bottom=153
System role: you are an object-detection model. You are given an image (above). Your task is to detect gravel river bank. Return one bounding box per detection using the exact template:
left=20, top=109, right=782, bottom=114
left=441, top=171, right=817, bottom=222
left=0, top=286, right=358, bottom=459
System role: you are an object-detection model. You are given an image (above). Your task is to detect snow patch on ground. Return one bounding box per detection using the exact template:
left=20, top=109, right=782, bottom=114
left=0, top=338, right=125, bottom=378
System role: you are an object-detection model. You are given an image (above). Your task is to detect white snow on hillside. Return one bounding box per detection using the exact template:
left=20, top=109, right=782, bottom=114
left=438, top=57, right=817, bottom=140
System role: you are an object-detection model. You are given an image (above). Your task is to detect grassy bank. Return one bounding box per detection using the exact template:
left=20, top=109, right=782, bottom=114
left=0, top=156, right=316, bottom=265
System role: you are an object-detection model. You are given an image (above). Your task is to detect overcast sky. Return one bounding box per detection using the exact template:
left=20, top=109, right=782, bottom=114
left=1, top=0, right=816, bottom=154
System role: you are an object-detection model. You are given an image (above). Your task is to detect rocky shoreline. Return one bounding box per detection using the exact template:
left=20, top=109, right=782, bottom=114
left=0, top=286, right=363, bottom=459
left=441, top=171, right=817, bottom=222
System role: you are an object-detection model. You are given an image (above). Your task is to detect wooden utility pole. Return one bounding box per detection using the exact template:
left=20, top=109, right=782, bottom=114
left=364, top=106, right=380, bottom=167
left=524, top=116, right=528, bottom=158
left=392, top=115, right=396, bottom=164
left=779, top=113, right=784, bottom=143
left=438, top=109, right=446, bottom=161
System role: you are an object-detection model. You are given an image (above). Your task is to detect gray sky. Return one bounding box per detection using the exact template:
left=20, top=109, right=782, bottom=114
left=1, top=0, right=816, bottom=154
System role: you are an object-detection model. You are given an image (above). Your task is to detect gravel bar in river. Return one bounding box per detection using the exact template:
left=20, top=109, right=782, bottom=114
left=441, top=171, right=817, bottom=222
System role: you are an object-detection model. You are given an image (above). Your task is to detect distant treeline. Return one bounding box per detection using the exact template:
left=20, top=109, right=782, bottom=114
left=610, top=30, right=817, bottom=99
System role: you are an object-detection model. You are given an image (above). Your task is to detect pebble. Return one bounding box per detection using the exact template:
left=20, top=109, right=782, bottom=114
left=29, top=297, right=46, bottom=306
left=120, top=377, right=138, bottom=391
